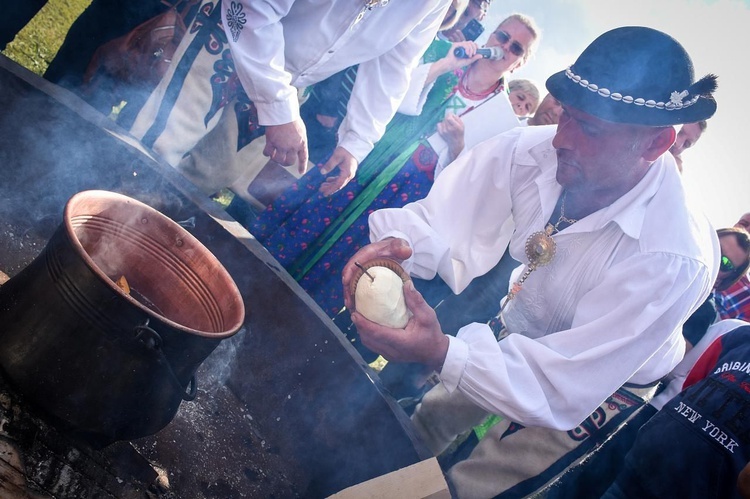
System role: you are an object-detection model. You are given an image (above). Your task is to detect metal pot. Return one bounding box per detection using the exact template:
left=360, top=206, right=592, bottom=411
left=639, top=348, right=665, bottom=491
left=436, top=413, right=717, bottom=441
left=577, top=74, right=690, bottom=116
left=0, top=190, right=245, bottom=446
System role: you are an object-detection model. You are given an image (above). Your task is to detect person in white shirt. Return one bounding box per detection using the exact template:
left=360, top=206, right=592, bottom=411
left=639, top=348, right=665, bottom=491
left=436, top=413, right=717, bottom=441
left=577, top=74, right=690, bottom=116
left=129, top=0, right=450, bottom=196
left=341, top=26, right=719, bottom=498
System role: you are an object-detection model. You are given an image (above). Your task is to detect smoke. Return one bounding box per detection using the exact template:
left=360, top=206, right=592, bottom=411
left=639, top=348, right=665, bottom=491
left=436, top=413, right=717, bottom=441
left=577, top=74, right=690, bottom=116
left=0, top=74, right=185, bottom=235
left=198, top=326, right=249, bottom=392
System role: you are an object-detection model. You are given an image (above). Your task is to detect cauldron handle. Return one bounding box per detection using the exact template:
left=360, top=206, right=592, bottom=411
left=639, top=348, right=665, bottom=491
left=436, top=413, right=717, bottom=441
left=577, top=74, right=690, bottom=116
left=134, top=323, right=198, bottom=401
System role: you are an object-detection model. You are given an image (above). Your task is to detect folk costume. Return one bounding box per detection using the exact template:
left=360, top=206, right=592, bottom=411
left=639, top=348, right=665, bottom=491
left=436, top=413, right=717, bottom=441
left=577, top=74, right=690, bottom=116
left=367, top=27, right=720, bottom=497
left=253, top=40, right=514, bottom=316
left=128, top=0, right=450, bottom=194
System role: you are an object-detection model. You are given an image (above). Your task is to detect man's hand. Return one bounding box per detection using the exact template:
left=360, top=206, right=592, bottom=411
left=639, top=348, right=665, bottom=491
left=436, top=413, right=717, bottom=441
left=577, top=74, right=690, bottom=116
left=342, top=238, right=413, bottom=310
left=319, top=146, right=358, bottom=196
left=263, top=119, right=309, bottom=174
left=351, top=280, right=449, bottom=371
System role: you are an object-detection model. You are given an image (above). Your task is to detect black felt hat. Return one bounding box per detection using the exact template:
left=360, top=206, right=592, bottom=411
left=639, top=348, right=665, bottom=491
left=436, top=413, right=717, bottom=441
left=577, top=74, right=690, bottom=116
left=546, top=26, right=717, bottom=126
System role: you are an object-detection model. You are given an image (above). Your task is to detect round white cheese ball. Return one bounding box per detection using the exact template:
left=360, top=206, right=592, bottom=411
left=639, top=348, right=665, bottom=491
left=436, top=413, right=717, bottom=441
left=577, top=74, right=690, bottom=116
left=354, top=266, right=411, bottom=328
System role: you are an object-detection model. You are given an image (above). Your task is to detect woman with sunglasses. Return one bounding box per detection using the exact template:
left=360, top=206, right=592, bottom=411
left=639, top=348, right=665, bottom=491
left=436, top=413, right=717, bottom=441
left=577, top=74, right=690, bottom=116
left=402, top=14, right=538, bottom=168
left=714, top=227, right=750, bottom=319
left=251, top=13, right=540, bottom=320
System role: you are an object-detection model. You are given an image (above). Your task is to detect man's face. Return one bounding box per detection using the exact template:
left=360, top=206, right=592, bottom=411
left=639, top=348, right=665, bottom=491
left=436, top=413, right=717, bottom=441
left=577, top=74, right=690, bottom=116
left=735, top=212, right=750, bottom=231
left=528, top=94, right=562, bottom=126
left=552, top=105, right=653, bottom=197
left=669, top=122, right=703, bottom=157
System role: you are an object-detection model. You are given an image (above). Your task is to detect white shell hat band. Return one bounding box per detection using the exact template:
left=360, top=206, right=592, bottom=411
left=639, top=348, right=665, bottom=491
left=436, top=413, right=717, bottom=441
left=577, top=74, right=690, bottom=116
left=565, top=67, right=700, bottom=111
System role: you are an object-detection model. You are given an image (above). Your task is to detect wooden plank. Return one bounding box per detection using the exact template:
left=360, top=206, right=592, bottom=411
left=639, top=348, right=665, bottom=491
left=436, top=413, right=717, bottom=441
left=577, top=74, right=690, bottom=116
left=328, top=458, right=451, bottom=499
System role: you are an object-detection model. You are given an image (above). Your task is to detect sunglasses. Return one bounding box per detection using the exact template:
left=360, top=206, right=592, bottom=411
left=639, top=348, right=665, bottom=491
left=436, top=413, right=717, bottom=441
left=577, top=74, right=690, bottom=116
left=720, top=255, right=736, bottom=273
left=494, top=30, right=525, bottom=57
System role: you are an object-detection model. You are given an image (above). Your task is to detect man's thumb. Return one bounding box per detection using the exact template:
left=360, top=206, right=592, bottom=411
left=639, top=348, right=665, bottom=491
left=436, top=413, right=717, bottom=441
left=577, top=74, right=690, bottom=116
left=390, top=238, right=413, bottom=259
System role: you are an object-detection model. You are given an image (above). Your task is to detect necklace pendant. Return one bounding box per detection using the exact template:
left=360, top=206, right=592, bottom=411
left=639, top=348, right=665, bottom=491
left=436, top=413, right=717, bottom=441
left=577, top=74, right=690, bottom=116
left=502, top=226, right=559, bottom=310
left=525, top=230, right=556, bottom=268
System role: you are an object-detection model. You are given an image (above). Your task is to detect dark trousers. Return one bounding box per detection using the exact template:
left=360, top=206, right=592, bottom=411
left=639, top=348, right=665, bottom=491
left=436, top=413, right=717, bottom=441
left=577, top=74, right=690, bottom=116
left=44, top=0, right=169, bottom=90
left=0, top=0, right=49, bottom=50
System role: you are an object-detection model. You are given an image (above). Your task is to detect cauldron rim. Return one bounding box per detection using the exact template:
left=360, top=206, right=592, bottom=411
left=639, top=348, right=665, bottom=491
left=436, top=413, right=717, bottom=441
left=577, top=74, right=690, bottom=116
left=63, top=189, right=245, bottom=338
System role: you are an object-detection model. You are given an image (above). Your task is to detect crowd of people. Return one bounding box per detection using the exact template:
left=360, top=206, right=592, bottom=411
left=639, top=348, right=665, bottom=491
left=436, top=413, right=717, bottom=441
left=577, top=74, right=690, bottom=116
left=251, top=12, right=540, bottom=318
left=4, top=1, right=749, bottom=498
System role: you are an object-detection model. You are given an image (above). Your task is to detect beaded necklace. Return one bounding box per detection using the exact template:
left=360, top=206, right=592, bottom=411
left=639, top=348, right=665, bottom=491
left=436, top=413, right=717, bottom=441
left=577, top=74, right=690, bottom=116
left=457, top=65, right=502, bottom=100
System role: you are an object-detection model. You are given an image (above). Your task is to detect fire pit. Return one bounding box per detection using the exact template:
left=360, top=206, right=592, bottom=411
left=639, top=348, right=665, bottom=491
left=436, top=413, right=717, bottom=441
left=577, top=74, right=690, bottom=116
left=0, top=190, right=245, bottom=446
left=0, top=55, right=430, bottom=497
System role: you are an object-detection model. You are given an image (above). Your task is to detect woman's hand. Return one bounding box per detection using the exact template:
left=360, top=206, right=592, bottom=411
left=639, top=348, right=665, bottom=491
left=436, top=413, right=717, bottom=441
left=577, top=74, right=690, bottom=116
left=319, top=147, right=358, bottom=196
left=437, top=113, right=465, bottom=162
left=445, top=40, right=481, bottom=69
left=426, top=41, right=482, bottom=85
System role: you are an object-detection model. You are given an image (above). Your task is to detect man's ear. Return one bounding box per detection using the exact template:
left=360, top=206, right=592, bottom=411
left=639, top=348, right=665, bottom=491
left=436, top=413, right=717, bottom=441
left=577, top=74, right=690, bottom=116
left=643, top=126, right=676, bottom=161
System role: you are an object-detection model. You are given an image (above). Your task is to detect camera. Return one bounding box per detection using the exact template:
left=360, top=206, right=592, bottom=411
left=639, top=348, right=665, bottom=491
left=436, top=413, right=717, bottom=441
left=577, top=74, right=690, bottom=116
left=461, top=18, right=484, bottom=42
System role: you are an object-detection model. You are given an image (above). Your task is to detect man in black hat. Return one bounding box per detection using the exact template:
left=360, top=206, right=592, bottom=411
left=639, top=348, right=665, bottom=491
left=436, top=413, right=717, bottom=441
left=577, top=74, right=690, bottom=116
left=341, top=26, right=719, bottom=497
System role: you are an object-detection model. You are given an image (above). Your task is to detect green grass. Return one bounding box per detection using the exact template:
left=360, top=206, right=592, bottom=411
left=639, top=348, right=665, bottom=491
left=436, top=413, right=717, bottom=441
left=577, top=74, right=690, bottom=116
left=3, top=0, right=92, bottom=75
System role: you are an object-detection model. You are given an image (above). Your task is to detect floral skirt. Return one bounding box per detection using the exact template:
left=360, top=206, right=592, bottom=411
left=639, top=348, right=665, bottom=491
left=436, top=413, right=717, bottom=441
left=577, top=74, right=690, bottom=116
left=252, top=143, right=439, bottom=317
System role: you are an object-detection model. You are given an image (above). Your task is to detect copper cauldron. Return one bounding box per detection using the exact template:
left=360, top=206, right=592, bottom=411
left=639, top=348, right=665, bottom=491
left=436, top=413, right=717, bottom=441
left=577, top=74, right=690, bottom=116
left=0, top=190, right=245, bottom=446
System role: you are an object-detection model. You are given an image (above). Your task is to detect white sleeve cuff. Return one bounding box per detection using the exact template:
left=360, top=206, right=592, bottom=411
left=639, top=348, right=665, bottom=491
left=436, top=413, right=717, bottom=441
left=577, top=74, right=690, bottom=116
left=254, top=92, right=301, bottom=126
left=396, top=63, right=435, bottom=116
left=337, top=131, right=373, bottom=164
left=439, top=334, right=469, bottom=392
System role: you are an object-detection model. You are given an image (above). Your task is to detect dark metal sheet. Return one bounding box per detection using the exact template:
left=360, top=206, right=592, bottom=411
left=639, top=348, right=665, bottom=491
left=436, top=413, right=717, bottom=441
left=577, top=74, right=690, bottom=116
left=0, top=54, right=431, bottom=498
